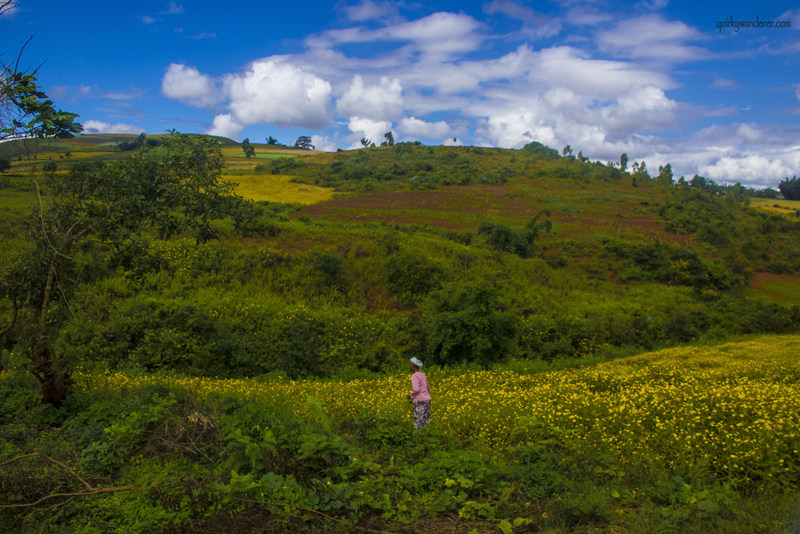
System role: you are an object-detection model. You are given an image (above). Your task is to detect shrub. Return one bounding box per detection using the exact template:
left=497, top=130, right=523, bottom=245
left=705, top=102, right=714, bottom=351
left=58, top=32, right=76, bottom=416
left=385, top=250, right=446, bottom=303
left=424, top=280, right=519, bottom=366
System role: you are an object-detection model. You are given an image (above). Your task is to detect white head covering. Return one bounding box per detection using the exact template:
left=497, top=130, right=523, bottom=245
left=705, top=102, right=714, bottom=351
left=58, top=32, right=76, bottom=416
left=409, top=357, right=423, bottom=368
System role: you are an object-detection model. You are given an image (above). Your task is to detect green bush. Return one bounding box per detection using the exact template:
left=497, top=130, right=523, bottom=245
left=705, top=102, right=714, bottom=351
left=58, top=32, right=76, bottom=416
left=424, top=280, right=519, bottom=366
left=385, top=249, right=446, bottom=303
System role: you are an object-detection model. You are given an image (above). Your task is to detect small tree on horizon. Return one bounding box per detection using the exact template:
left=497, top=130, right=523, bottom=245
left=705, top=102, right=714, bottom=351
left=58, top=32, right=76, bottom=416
left=294, top=135, right=314, bottom=150
left=242, top=137, right=255, bottom=158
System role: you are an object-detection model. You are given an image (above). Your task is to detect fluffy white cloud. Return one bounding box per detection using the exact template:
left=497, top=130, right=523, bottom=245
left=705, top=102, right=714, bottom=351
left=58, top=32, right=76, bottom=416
left=82, top=120, right=145, bottom=135
left=479, top=109, right=557, bottom=149
left=224, top=59, right=333, bottom=129
left=311, top=134, right=337, bottom=152
left=533, top=47, right=674, bottom=98
left=347, top=117, right=392, bottom=147
left=161, top=63, right=220, bottom=107
left=700, top=154, right=795, bottom=187
left=398, top=116, right=451, bottom=139
left=601, top=85, right=678, bottom=133
left=205, top=114, right=242, bottom=139
left=337, top=75, right=404, bottom=120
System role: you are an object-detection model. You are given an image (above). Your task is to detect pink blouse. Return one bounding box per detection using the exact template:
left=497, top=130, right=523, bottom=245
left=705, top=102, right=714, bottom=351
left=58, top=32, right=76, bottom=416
left=410, top=371, right=431, bottom=402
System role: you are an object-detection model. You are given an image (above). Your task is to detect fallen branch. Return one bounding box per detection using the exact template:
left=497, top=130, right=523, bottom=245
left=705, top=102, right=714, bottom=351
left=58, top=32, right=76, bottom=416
left=0, top=485, right=141, bottom=509
left=0, top=452, right=139, bottom=509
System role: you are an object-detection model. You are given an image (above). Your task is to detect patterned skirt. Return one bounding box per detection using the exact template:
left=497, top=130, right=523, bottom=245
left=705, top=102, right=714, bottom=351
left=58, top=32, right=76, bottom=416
left=413, top=400, right=431, bottom=429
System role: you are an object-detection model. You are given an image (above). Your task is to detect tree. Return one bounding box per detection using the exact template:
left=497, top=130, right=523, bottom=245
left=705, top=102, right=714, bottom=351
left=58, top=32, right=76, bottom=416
left=620, top=153, right=628, bottom=173
left=266, top=136, right=280, bottom=145
left=657, top=163, right=673, bottom=186
left=294, top=135, right=314, bottom=150
left=521, top=141, right=559, bottom=159
left=0, top=156, right=10, bottom=173
left=562, top=145, right=573, bottom=157
left=632, top=160, right=649, bottom=180
left=690, top=174, right=707, bottom=189
left=779, top=176, right=800, bottom=201
left=1, top=58, right=82, bottom=141
left=360, top=137, right=372, bottom=148
left=1, top=1, right=82, bottom=141
left=3, top=132, right=240, bottom=406
left=477, top=210, right=551, bottom=259
left=381, top=131, right=394, bottom=147
left=242, top=137, right=255, bottom=158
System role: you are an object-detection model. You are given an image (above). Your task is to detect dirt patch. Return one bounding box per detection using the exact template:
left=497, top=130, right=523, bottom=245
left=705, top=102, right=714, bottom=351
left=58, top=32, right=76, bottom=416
left=555, top=213, right=695, bottom=246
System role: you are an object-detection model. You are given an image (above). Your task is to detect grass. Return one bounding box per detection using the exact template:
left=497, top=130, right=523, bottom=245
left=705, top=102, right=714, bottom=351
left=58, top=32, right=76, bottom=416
left=751, top=198, right=800, bottom=218
left=226, top=173, right=336, bottom=204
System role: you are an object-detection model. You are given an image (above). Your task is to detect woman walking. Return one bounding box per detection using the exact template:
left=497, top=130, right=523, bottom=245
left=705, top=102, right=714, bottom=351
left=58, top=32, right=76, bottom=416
left=407, top=357, right=431, bottom=429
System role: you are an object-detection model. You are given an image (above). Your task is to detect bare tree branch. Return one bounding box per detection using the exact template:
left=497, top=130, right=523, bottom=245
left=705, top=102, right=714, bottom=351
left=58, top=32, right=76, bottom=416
left=0, top=453, right=139, bottom=509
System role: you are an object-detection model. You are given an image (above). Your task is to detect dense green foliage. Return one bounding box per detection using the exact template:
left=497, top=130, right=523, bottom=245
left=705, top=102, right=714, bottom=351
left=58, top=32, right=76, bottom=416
left=0, top=136, right=798, bottom=382
left=780, top=176, right=800, bottom=201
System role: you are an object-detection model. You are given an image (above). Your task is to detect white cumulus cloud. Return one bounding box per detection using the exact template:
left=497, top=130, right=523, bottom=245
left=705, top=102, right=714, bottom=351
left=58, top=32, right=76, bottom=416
left=601, top=85, right=678, bottom=134
left=398, top=116, right=451, bottom=139
left=205, top=114, right=243, bottom=139
left=347, top=117, right=393, bottom=147
left=224, top=59, right=333, bottom=129
left=337, top=75, right=404, bottom=120
left=700, top=154, right=794, bottom=187
left=479, top=109, right=558, bottom=149
left=311, top=134, right=337, bottom=152
left=161, top=63, right=221, bottom=107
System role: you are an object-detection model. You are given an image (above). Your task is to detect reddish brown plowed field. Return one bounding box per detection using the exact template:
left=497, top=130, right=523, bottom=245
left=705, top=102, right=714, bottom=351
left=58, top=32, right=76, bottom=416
left=750, top=272, right=800, bottom=303
left=294, top=185, right=694, bottom=244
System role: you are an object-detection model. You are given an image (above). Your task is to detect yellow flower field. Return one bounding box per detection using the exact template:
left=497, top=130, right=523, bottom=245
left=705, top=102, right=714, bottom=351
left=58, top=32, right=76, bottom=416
left=226, top=173, right=335, bottom=204
left=75, top=334, right=800, bottom=488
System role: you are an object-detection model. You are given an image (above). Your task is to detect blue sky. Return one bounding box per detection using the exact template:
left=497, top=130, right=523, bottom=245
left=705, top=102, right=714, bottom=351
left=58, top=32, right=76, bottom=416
left=3, top=0, right=799, bottom=188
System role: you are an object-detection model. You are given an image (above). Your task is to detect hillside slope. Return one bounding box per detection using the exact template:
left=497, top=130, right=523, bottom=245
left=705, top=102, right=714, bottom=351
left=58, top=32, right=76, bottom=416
left=0, top=135, right=798, bottom=379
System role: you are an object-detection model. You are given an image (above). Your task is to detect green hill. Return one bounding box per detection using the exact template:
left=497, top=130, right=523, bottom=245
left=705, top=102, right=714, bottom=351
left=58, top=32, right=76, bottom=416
left=1, top=134, right=799, bottom=380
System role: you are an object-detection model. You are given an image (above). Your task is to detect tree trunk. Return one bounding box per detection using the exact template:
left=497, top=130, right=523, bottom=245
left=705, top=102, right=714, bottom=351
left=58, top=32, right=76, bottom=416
left=33, top=255, right=71, bottom=406
left=0, top=302, right=16, bottom=373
